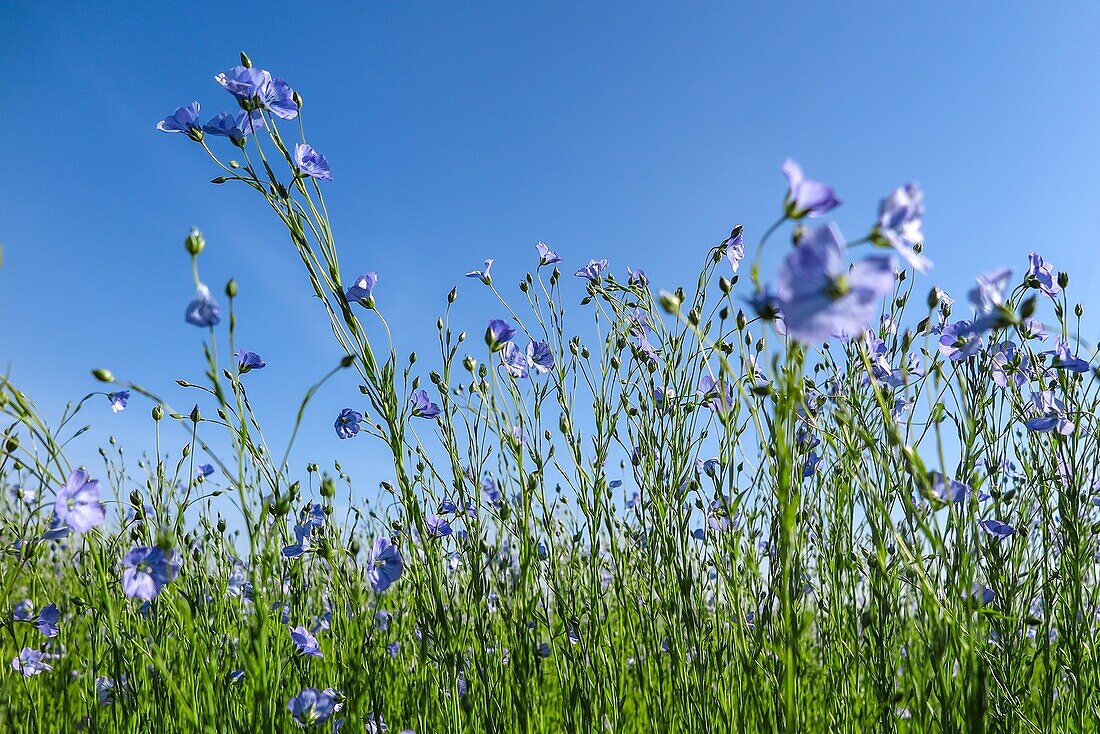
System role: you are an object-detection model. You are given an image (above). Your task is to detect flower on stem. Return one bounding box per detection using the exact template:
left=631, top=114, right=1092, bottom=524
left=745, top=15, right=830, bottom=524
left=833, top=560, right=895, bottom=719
left=574, top=259, right=608, bottom=282
left=334, top=408, right=362, bottom=439
left=410, top=390, right=441, bottom=419
left=979, top=519, right=1016, bottom=539
left=234, top=349, right=266, bottom=374
left=1026, top=252, right=1059, bottom=297
left=202, top=110, right=265, bottom=146
left=938, top=320, right=982, bottom=361
left=107, top=390, right=130, bottom=413
left=723, top=227, right=745, bottom=272
left=1048, top=339, right=1090, bottom=373
left=121, top=546, right=180, bottom=601
left=54, top=469, right=105, bottom=534
left=345, top=273, right=378, bottom=308
left=781, top=158, right=841, bottom=219
left=367, top=537, right=404, bottom=592
left=485, top=319, right=516, bottom=352
left=426, top=514, right=453, bottom=539
left=294, top=144, right=333, bottom=181
left=215, top=65, right=298, bottom=119
left=967, top=268, right=1014, bottom=332
left=988, top=342, right=1032, bottom=388
left=775, top=223, right=895, bottom=343
left=11, top=649, right=51, bottom=677
left=287, top=688, right=335, bottom=726
left=465, top=259, right=494, bottom=285
left=536, top=241, right=562, bottom=266
left=500, top=342, right=529, bottom=378
left=527, top=341, right=554, bottom=373
left=872, top=183, right=931, bottom=272
left=156, top=103, right=203, bottom=141
left=185, top=283, right=221, bottom=328
left=1025, top=390, right=1074, bottom=435
left=289, top=626, right=322, bottom=657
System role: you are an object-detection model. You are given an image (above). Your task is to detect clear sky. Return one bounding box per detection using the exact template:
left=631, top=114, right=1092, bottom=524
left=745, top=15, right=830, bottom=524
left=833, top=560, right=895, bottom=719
left=2, top=3, right=1099, bottom=489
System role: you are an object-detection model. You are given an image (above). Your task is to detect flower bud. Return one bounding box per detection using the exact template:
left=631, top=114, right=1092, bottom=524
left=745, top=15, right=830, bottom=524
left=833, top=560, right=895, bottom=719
left=152, top=405, right=164, bottom=421
left=225, top=279, right=238, bottom=298
left=448, top=287, right=458, bottom=304
left=185, top=228, right=205, bottom=256
left=190, top=405, right=202, bottom=423
left=658, top=291, right=682, bottom=314
left=239, top=51, right=253, bottom=69
left=92, top=368, right=115, bottom=383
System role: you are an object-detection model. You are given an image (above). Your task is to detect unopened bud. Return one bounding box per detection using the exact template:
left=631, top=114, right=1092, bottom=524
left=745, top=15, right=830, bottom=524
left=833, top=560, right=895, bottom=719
left=185, top=228, right=205, bottom=256
left=92, top=368, right=115, bottom=383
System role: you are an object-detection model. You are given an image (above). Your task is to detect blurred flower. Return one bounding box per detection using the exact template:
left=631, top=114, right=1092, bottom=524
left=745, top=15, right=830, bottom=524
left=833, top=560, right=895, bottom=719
left=368, top=537, right=404, bottom=592
left=334, top=408, right=362, bottom=439
left=234, top=349, right=266, bottom=373
left=195, top=464, right=215, bottom=480
left=697, top=375, right=733, bottom=412
left=968, top=268, right=1013, bottom=332
left=185, top=283, right=221, bottom=328
left=465, top=259, right=494, bottom=285
left=930, top=473, right=969, bottom=504
left=627, top=267, right=648, bottom=287
left=345, top=272, right=378, bottom=307
left=775, top=223, right=894, bottom=343
left=410, top=390, right=440, bottom=419
left=12, top=600, right=33, bottom=622
left=107, top=390, right=130, bottom=413
left=11, top=648, right=51, bottom=677
left=1025, top=390, right=1074, bottom=435
left=54, top=469, right=105, bottom=534
left=574, top=259, right=608, bottom=281
left=536, top=241, right=562, bottom=265
left=289, top=626, right=322, bottom=657
left=156, top=103, right=201, bottom=136
left=121, top=546, right=179, bottom=601
left=1048, top=339, right=1089, bottom=373
left=873, top=183, right=930, bottom=272
left=781, top=158, right=840, bottom=219
left=294, top=144, right=332, bottom=181
left=989, top=341, right=1031, bottom=388
left=287, top=688, right=335, bottom=726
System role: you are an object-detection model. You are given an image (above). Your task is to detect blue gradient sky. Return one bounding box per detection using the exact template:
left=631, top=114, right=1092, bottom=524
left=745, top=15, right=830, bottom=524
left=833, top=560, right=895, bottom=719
left=2, top=3, right=1099, bottom=487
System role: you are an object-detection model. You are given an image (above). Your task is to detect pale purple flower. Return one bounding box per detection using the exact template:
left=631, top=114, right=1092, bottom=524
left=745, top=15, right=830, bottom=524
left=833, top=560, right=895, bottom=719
left=334, top=408, right=362, bottom=439
left=289, top=625, right=322, bottom=657
left=12, top=600, right=33, bottom=622
left=465, top=259, right=494, bottom=285
left=294, top=143, right=332, bottom=181
left=723, top=228, right=745, bottom=271
left=536, top=241, right=562, bottom=266
left=979, top=519, right=1016, bottom=539
left=775, top=223, right=895, bottom=343
left=367, top=537, right=404, bottom=592
left=938, top=321, right=982, bottom=361
left=11, top=648, right=51, bottom=677
left=107, top=390, right=130, bottom=413
left=121, top=546, right=179, bottom=601
left=426, top=514, right=453, bottom=539
left=1049, top=339, right=1090, bottom=373
left=410, top=390, right=440, bottom=419
left=526, top=341, right=554, bottom=373
left=1026, top=390, right=1074, bottom=435
left=485, top=319, right=516, bottom=351
left=1022, top=318, right=1048, bottom=341
left=781, top=158, right=841, bottom=219
left=215, top=65, right=298, bottom=119
left=345, top=272, right=378, bottom=307
left=1027, top=252, right=1059, bottom=297
left=697, top=375, right=733, bottom=412
left=287, top=688, right=335, bottom=725
left=185, top=283, right=221, bottom=328
left=234, top=349, right=266, bottom=373
left=35, top=604, right=59, bottom=638
left=196, top=464, right=215, bottom=480
left=574, top=259, right=608, bottom=281
left=54, top=469, right=105, bottom=534
left=969, top=585, right=996, bottom=606
left=500, top=342, right=529, bottom=378
left=202, top=110, right=265, bottom=145
left=156, top=102, right=201, bottom=136
left=968, top=268, right=1013, bottom=332
left=875, top=183, right=930, bottom=272
left=930, top=473, right=969, bottom=504
left=989, top=341, right=1031, bottom=388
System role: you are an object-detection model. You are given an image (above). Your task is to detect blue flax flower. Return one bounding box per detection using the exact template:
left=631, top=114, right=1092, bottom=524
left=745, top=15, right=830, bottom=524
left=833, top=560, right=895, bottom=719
left=11, top=648, right=52, bottom=677
left=536, top=241, right=562, bottom=265
left=465, top=259, right=494, bottom=285
left=410, top=390, right=441, bottom=419
left=294, top=143, right=333, bottom=181
left=485, top=319, right=516, bottom=352
left=121, top=546, right=179, bottom=601
left=156, top=102, right=202, bottom=139
left=234, top=349, right=266, bottom=373
left=289, top=625, right=322, bottom=657
left=574, top=259, right=608, bottom=281
left=775, top=223, right=894, bottom=343
left=54, top=469, right=105, bottom=534
left=202, top=110, right=265, bottom=145
left=334, top=408, right=362, bottom=439
left=367, top=537, right=404, bottom=592
left=185, top=283, right=221, bottom=328
left=345, top=272, right=378, bottom=308
left=287, top=688, right=335, bottom=725
left=781, top=158, right=841, bottom=219
left=873, top=183, right=931, bottom=272
left=107, top=390, right=130, bottom=413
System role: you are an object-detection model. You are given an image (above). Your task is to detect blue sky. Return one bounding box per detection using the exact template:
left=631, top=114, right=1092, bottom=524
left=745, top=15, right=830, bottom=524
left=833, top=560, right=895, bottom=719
left=2, top=3, right=1099, bottom=488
